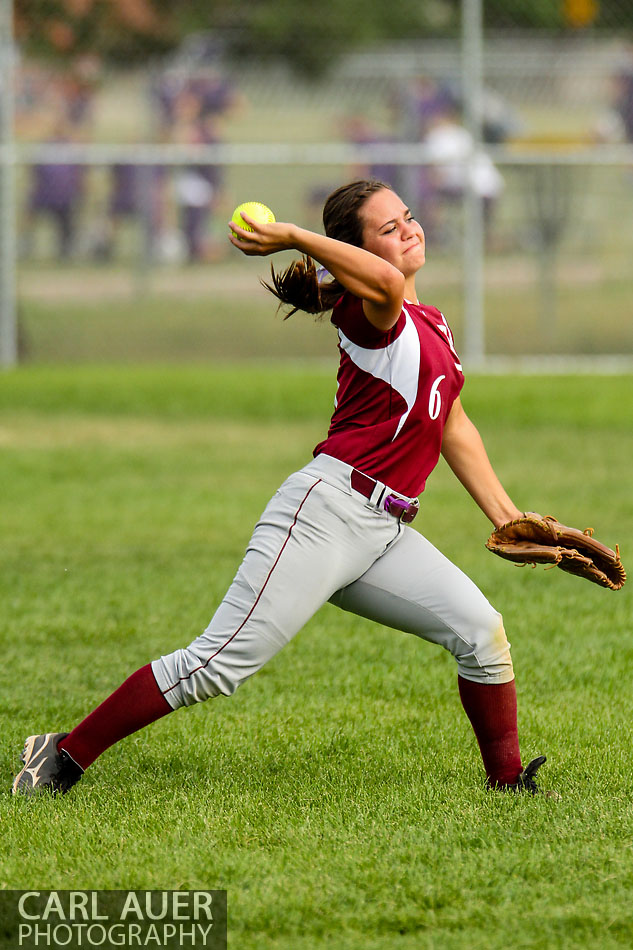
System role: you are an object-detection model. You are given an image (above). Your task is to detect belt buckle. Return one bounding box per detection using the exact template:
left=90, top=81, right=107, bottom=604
left=384, top=494, right=419, bottom=524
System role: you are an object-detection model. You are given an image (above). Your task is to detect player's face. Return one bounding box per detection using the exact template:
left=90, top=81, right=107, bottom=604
left=359, top=189, right=425, bottom=275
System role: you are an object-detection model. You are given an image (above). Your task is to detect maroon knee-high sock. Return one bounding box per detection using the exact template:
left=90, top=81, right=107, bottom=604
left=59, top=664, right=172, bottom=770
left=458, top=675, right=522, bottom=786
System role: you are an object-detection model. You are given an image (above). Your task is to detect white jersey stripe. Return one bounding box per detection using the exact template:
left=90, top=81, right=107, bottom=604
left=337, top=306, right=421, bottom=441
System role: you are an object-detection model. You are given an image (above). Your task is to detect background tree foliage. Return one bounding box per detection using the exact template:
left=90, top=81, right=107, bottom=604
left=14, top=0, right=628, bottom=75
left=15, top=0, right=178, bottom=62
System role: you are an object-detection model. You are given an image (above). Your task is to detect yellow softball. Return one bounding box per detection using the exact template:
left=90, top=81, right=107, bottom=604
left=231, top=201, right=276, bottom=232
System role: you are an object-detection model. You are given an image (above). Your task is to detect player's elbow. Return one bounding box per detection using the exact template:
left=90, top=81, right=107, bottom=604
left=365, top=262, right=405, bottom=307
left=360, top=264, right=406, bottom=331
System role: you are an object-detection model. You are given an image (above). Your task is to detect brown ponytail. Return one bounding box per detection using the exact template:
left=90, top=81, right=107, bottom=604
left=263, top=179, right=392, bottom=318
left=262, top=256, right=343, bottom=319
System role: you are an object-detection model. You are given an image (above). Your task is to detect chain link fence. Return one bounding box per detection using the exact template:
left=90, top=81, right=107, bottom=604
left=2, top=0, right=633, bottom=367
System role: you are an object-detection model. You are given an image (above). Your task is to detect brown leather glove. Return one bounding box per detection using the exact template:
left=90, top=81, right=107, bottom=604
left=486, top=512, right=626, bottom=591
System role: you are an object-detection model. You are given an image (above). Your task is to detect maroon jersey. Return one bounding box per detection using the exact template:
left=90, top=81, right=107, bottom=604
left=314, top=293, right=464, bottom=497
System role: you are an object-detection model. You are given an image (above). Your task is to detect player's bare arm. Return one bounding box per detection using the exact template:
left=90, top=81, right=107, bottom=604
left=441, top=396, right=523, bottom=528
left=229, top=214, right=405, bottom=331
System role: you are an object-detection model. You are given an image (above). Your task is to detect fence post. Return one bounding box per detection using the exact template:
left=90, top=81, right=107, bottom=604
left=0, top=0, right=16, bottom=368
left=461, top=0, right=485, bottom=367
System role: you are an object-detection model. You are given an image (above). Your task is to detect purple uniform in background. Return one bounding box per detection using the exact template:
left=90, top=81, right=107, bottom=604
left=28, top=151, right=84, bottom=259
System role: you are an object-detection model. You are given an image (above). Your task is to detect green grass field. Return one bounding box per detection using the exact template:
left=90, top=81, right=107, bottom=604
left=1, top=366, right=632, bottom=949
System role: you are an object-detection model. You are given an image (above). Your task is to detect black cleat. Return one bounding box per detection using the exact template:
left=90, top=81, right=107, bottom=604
left=508, top=755, right=548, bottom=794
left=12, top=733, right=84, bottom=796
left=491, top=755, right=560, bottom=799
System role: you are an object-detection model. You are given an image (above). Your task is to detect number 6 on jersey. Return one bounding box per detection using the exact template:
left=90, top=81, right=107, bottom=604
left=428, top=374, right=446, bottom=421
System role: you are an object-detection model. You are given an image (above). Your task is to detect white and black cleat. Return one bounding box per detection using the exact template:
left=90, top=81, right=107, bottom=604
left=12, top=732, right=84, bottom=796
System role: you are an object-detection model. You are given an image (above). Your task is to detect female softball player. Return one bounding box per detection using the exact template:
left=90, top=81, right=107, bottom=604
left=13, top=179, right=552, bottom=797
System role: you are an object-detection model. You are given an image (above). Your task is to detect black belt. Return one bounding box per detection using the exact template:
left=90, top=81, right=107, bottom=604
left=350, top=469, right=419, bottom=524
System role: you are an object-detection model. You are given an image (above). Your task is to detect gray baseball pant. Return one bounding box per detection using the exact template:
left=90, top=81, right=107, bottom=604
left=152, top=454, right=513, bottom=709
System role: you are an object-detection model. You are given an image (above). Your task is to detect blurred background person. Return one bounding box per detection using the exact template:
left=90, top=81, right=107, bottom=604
left=171, top=85, right=224, bottom=264
left=613, top=42, right=633, bottom=143
left=22, top=115, right=85, bottom=261
left=19, top=57, right=97, bottom=261
left=91, top=162, right=167, bottom=262
left=153, top=42, right=239, bottom=264
left=422, top=97, right=505, bottom=248
left=595, top=41, right=633, bottom=146
left=307, top=114, right=401, bottom=223
left=344, top=114, right=400, bottom=187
